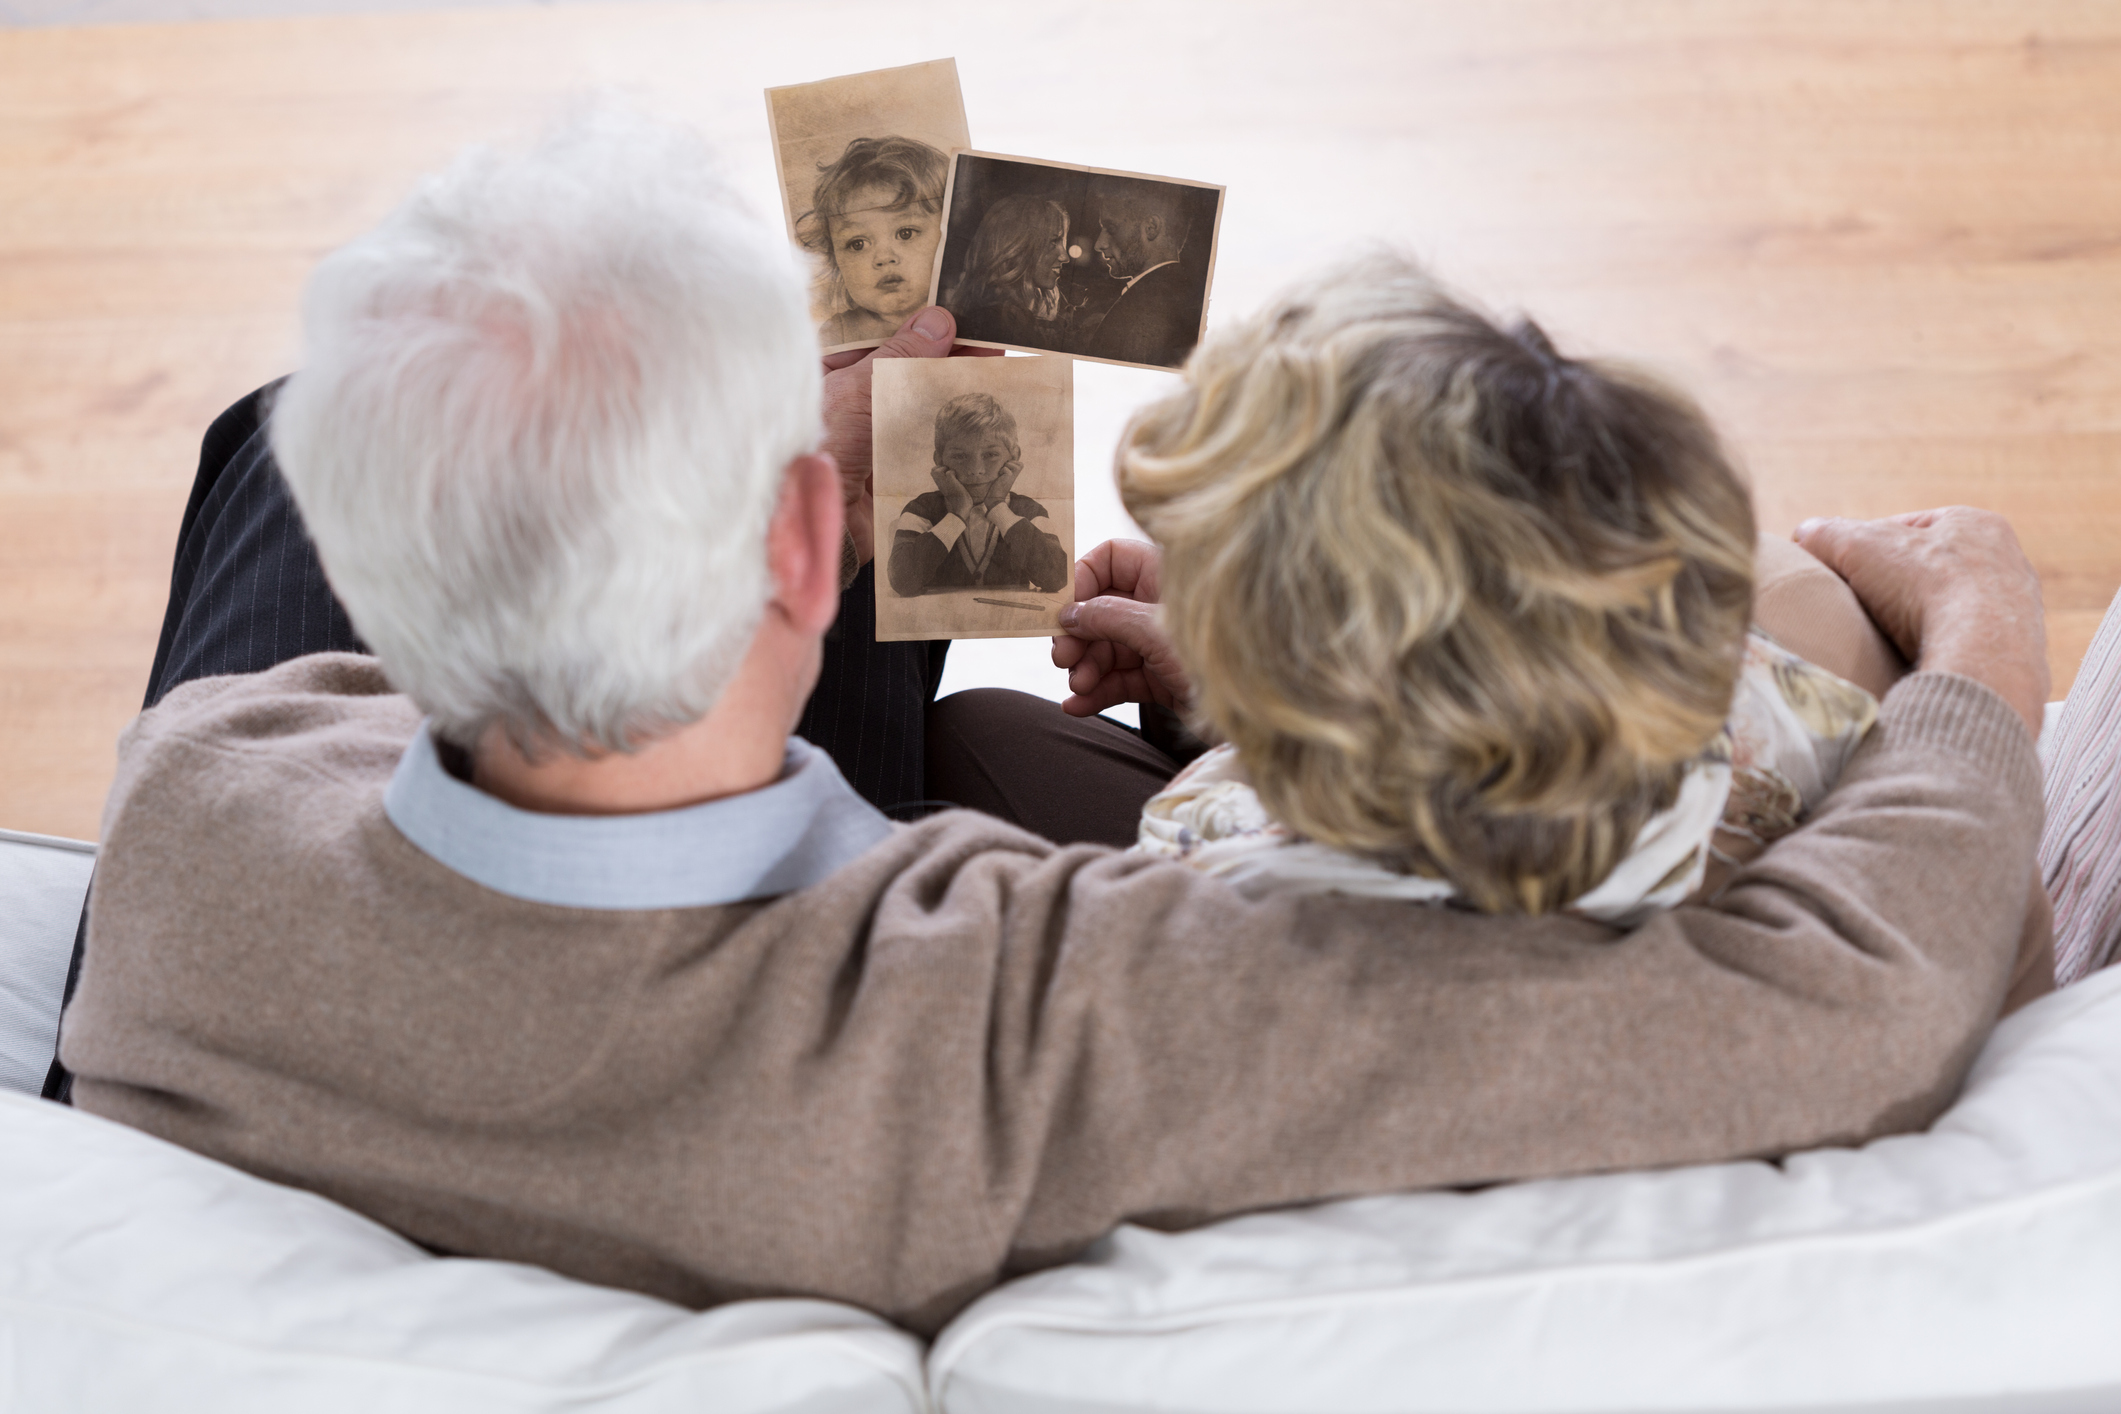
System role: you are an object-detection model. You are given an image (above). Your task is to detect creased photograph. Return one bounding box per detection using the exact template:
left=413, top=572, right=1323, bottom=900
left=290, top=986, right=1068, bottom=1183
left=872, top=354, right=1073, bottom=642
left=765, top=58, right=971, bottom=353
left=931, top=151, right=1224, bottom=370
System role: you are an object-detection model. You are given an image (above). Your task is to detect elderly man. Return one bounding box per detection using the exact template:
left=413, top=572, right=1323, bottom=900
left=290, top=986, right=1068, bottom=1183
left=58, top=116, right=2052, bottom=1338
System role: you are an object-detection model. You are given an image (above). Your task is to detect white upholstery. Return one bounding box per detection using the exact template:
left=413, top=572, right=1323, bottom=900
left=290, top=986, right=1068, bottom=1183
left=7, top=805, right=2117, bottom=1411
left=0, top=1091, right=927, bottom=1414
left=928, top=966, right=2121, bottom=1414
left=0, top=827, right=94, bottom=1096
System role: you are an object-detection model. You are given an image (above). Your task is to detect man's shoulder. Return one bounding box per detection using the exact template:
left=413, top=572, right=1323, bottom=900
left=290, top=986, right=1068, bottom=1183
left=132, top=652, right=416, bottom=755
left=1003, top=493, right=1051, bottom=521
left=115, top=653, right=419, bottom=822
left=803, top=806, right=1125, bottom=926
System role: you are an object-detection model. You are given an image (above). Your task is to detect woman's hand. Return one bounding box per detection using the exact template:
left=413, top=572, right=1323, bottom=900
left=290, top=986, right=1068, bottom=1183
left=1795, top=507, right=2049, bottom=736
left=820, top=307, right=1000, bottom=570
left=1051, top=539, right=1195, bottom=717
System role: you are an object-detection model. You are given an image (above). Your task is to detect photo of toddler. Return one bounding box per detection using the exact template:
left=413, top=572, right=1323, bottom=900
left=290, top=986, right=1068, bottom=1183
left=796, top=136, right=948, bottom=346
left=765, top=58, right=970, bottom=352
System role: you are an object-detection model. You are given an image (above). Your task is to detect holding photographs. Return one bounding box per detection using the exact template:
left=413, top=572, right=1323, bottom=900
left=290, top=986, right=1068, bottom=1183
left=766, top=59, right=970, bottom=353
left=873, top=356, right=1074, bottom=642
left=934, top=152, right=1224, bottom=370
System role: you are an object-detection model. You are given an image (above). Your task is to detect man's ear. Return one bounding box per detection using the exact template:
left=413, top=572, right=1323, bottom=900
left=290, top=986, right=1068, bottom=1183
left=1142, top=215, right=1164, bottom=246
left=767, top=452, right=844, bottom=637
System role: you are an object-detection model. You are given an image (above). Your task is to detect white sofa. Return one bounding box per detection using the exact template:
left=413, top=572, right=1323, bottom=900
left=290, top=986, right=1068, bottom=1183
left=5, top=823, right=2119, bottom=1414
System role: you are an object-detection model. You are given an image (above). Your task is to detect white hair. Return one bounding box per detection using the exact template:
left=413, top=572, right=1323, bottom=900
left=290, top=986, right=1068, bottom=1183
left=271, top=110, right=820, bottom=755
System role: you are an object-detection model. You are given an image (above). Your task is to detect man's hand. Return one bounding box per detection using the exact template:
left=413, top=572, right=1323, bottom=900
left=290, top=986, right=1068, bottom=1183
left=820, top=308, right=1001, bottom=570
left=1795, top=507, right=2049, bottom=737
left=1051, top=539, right=1195, bottom=717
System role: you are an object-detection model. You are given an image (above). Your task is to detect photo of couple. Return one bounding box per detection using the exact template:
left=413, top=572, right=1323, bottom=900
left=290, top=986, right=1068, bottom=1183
left=934, top=153, right=1222, bottom=370
left=766, top=60, right=1223, bottom=370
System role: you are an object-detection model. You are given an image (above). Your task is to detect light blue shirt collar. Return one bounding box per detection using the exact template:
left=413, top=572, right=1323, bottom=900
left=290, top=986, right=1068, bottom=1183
left=383, top=727, right=894, bottom=910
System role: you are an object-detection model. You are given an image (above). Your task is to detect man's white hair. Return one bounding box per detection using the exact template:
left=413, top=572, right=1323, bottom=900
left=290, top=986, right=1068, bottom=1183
left=272, top=110, right=820, bottom=754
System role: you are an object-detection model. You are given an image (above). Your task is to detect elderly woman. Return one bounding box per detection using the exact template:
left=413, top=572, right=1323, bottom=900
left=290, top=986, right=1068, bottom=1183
left=1115, top=256, right=1895, bottom=924
left=933, top=253, right=2057, bottom=1002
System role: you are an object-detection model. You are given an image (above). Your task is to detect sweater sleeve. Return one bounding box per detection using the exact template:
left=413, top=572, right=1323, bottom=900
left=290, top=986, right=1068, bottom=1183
left=911, top=670, right=2044, bottom=1269
left=887, top=492, right=962, bottom=599
left=985, top=495, right=1070, bottom=592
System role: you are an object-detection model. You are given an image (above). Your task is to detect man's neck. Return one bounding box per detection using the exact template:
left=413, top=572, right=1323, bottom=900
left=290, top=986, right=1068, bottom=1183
left=470, top=621, right=814, bottom=816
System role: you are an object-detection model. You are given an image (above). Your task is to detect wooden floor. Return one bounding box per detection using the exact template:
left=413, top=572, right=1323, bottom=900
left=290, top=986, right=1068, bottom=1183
left=4, top=0, right=2119, bottom=841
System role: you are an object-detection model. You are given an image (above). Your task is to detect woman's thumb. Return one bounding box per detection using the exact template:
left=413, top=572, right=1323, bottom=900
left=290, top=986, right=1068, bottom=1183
left=1058, top=595, right=1161, bottom=652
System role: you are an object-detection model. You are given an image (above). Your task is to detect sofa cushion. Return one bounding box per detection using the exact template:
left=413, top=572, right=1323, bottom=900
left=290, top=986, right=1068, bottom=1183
left=0, top=827, right=95, bottom=1096
left=929, top=965, right=2121, bottom=1414
left=0, top=1091, right=926, bottom=1414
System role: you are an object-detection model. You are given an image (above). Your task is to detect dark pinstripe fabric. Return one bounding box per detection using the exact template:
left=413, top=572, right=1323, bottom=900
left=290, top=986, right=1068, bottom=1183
left=142, top=380, right=367, bottom=709
left=798, top=565, right=951, bottom=817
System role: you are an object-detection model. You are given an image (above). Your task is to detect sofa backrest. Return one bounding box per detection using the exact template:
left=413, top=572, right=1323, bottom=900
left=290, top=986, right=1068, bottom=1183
left=0, top=826, right=93, bottom=1096
left=929, top=965, right=2121, bottom=1412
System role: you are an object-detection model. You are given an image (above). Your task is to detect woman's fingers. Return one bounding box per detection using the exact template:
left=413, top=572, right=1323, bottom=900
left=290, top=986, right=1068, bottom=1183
left=1051, top=632, right=1113, bottom=673
left=1060, top=661, right=1168, bottom=717
left=1054, top=594, right=1190, bottom=708
left=1057, top=545, right=1175, bottom=712
left=1061, top=684, right=1128, bottom=717
left=1072, top=556, right=1104, bottom=605
left=1051, top=636, right=1128, bottom=686
left=1074, top=540, right=1162, bottom=603
left=1070, top=641, right=1141, bottom=693
left=1058, top=594, right=1160, bottom=650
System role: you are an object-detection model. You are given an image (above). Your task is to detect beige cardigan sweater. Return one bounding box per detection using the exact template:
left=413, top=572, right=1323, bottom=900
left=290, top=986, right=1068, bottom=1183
left=66, top=656, right=2043, bottom=1335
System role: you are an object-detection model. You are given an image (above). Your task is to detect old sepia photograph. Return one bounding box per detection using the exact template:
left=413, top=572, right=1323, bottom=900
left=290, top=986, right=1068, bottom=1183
left=765, top=58, right=971, bottom=354
left=872, top=355, right=1074, bottom=643
left=930, top=151, right=1224, bottom=371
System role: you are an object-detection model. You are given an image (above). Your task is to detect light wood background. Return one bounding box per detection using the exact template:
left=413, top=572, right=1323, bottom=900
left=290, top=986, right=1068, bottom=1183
left=4, top=0, right=2118, bottom=841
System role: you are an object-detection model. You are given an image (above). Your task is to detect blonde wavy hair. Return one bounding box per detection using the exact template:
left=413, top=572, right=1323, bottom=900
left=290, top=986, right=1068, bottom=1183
left=1117, top=255, right=1756, bottom=914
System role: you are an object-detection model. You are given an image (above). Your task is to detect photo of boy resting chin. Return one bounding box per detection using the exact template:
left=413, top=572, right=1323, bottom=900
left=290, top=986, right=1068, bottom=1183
left=887, top=393, right=1069, bottom=597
